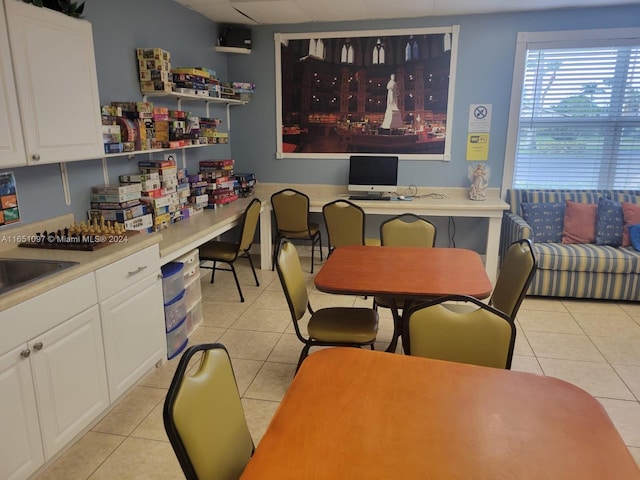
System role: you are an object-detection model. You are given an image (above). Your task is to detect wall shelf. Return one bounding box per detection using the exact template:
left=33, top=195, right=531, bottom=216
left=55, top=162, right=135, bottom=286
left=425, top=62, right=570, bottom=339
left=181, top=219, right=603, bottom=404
left=214, top=46, right=251, bottom=54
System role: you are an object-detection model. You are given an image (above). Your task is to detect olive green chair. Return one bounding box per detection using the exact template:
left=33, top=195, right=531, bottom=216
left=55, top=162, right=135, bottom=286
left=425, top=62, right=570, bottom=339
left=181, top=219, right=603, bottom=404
left=322, top=199, right=381, bottom=256
left=379, top=213, right=437, bottom=248
left=444, top=239, right=536, bottom=320
left=271, top=189, right=323, bottom=273
left=374, top=213, right=437, bottom=329
left=163, top=343, right=254, bottom=480
left=276, top=240, right=379, bottom=371
left=404, top=295, right=516, bottom=369
left=199, top=198, right=261, bottom=302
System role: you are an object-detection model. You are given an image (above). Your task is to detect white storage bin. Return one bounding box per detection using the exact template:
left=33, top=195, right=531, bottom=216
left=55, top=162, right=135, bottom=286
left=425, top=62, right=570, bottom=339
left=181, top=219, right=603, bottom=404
left=161, top=262, right=185, bottom=303
left=184, top=275, right=202, bottom=311
left=175, top=249, right=200, bottom=272
left=164, top=290, right=187, bottom=331
left=187, top=301, right=203, bottom=336
left=167, top=316, right=188, bottom=360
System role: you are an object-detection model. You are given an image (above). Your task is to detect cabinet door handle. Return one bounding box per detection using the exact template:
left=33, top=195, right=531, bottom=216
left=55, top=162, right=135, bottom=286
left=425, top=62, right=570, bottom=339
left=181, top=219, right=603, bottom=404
left=127, top=266, right=147, bottom=277
left=20, top=349, right=31, bottom=358
left=32, top=153, right=41, bottom=161
left=33, top=342, right=43, bottom=351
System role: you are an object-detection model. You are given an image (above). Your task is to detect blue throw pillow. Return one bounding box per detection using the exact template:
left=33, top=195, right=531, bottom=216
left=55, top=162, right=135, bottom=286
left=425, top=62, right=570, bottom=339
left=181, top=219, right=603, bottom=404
left=521, top=202, right=565, bottom=243
left=629, top=224, right=640, bottom=251
left=596, top=197, right=624, bottom=247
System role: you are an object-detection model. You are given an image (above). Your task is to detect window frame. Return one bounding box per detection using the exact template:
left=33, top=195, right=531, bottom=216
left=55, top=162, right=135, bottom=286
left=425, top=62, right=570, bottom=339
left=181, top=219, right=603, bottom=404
left=502, top=27, right=640, bottom=194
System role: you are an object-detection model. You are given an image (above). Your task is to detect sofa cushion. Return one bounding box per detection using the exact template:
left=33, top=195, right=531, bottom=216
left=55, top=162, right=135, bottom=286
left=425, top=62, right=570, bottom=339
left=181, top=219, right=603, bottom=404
left=533, top=243, right=640, bottom=274
left=630, top=224, right=640, bottom=252
left=595, top=197, right=624, bottom=247
left=562, top=201, right=597, bottom=244
left=521, top=202, right=565, bottom=243
left=622, top=202, right=640, bottom=247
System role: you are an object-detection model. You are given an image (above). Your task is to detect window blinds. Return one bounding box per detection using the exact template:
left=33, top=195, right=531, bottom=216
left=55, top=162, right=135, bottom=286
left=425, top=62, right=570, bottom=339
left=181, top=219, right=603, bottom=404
left=514, top=42, right=640, bottom=189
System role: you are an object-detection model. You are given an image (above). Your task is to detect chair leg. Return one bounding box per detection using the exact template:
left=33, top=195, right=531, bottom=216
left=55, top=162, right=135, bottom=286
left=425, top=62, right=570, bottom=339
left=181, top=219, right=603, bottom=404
left=317, top=232, right=323, bottom=261
left=272, top=234, right=281, bottom=271
left=229, top=263, right=244, bottom=303
left=295, top=344, right=312, bottom=373
left=210, top=261, right=217, bottom=284
left=245, top=251, right=259, bottom=287
left=310, top=238, right=315, bottom=274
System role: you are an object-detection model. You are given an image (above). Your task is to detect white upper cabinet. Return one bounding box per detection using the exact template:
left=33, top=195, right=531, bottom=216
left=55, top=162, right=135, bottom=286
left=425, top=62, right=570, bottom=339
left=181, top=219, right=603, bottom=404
left=4, top=0, right=103, bottom=164
left=0, top=0, right=26, bottom=167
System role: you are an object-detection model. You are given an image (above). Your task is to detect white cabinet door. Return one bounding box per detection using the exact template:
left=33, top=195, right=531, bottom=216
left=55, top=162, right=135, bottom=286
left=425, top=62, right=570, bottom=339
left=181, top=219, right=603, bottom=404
left=100, top=273, right=166, bottom=401
left=0, top=0, right=26, bottom=167
left=30, top=304, right=109, bottom=459
left=0, top=345, right=43, bottom=480
left=4, top=0, right=103, bottom=164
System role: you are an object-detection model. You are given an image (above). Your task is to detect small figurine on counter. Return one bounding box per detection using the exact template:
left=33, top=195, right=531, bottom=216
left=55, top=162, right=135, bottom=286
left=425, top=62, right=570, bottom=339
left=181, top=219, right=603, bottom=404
left=469, top=163, right=490, bottom=201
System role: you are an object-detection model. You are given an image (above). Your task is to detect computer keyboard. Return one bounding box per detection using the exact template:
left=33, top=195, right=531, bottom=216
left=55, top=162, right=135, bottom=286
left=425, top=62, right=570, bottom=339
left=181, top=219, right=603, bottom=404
left=349, top=195, right=391, bottom=201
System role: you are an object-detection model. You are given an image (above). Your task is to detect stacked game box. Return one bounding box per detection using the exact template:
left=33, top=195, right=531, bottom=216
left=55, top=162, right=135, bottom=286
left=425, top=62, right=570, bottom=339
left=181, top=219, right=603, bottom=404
left=228, top=81, right=255, bottom=103
left=199, top=117, right=227, bottom=144
left=137, top=48, right=173, bottom=94
left=235, top=173, right=256, bottom=198
left=176, top=168, right=193, bottom=218
left=186, top=172, right=209, bottom=213
left=170, top=67, right=211, bottom=97
left=154, top=109, right=201, bottom=149
left=101, top=102, right=157, bottom=153
left=199, top=159, right=238, bottom=207
left=137, top=160, right=181, bottom=230
left=88, top=183, right=153, bottom=232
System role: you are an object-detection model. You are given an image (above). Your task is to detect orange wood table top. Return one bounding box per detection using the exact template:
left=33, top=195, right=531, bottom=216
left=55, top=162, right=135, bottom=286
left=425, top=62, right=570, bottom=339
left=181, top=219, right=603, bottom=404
left=241, top=348, right=640, bottom=480
left=314, top=246, right=493, bottom=300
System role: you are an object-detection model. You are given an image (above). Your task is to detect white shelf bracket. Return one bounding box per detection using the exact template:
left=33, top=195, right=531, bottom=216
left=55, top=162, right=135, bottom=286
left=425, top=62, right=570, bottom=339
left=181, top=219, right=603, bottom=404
left=101, top=157, right=109, bottom=185
left=59, top=162, right=71, bottom=206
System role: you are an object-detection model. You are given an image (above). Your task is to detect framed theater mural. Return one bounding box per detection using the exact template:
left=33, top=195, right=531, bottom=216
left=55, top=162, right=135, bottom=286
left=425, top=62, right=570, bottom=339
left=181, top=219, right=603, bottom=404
left=275, top=26, right=459, bottom=160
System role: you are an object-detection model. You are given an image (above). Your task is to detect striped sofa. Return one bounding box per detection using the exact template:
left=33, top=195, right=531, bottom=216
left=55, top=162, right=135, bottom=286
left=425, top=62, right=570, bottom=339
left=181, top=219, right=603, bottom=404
left=501, top=189, right=640, bottom=301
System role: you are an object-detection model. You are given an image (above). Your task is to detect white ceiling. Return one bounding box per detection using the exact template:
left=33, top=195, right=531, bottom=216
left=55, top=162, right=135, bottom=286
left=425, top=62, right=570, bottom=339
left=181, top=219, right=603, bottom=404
left=176, top=0, right=640, bottom=25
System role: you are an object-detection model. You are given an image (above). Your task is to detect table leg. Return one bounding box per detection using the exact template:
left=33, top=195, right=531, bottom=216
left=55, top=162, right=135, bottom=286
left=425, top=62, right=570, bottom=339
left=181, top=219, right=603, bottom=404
left=259, top=206, right=272, bottom=270
left=383, top=297, right=406, bottom=353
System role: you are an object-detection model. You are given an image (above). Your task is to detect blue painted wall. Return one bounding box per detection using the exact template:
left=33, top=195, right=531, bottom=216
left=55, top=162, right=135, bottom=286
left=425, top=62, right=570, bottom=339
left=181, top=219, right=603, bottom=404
left=6, top=0, right=640, bottom=236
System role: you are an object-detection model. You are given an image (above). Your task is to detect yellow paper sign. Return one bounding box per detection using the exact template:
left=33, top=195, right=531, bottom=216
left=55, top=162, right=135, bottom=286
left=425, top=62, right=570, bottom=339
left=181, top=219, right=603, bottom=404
left=466, top=133, right=489, bottom=161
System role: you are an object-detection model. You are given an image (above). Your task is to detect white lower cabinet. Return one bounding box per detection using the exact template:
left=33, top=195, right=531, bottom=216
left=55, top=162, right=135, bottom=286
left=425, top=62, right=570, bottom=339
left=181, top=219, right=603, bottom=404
left=0, top=272, right=103, bottom=480
left=0, top=344, right=43, bottom=480
left=97, top=244, right=166, bottom=402
left=30, top=305, right=108, bottom=458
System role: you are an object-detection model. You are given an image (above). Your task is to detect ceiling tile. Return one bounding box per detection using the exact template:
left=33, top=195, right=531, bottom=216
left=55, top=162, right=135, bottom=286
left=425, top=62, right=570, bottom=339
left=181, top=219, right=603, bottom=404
left=294, top=0, right=373, bottom=22
left=231, top=1, right=314, bottom=23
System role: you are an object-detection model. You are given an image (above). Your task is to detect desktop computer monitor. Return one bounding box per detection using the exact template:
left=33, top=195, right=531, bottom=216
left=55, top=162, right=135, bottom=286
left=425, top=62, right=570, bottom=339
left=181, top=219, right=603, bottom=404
left=348, top=155, right=399, bottom=197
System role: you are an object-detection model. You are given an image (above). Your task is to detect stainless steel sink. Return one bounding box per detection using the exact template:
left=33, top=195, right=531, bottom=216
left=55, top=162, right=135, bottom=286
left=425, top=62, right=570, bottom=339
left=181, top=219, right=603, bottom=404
left=0, top=258, right=79, bottom=296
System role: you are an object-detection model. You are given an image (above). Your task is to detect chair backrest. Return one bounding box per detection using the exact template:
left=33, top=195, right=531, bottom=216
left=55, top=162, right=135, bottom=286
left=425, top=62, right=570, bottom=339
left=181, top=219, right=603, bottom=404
left=404, top=295, right=516, bottom=369
left=322, top=199, right=366, bottom=250
left=271, top=189, right=310, bottom=234
left=238, top=198, right=262, bottom=252
left=380, top=213, right=437, bottom=247
left=490, top=238, right=537, bottom=319
left=163, top=343, right=254, bottom=480
left=276, top=240, right=309, bottom=326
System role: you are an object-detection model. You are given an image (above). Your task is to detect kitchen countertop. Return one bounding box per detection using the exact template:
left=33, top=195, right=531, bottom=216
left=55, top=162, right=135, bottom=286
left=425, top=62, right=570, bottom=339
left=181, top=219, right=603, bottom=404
left=0, top=214, right=162, bottom=311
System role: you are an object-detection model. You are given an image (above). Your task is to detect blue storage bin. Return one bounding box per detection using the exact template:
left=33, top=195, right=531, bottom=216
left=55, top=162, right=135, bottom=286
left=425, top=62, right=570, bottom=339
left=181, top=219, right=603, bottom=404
left=161, top=262, right=185, bottom=303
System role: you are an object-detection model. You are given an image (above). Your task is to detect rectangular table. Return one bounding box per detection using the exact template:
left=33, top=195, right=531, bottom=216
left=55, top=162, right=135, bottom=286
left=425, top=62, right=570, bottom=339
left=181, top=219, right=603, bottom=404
left=314, top=245, right=493, bottom=351
left=240, top=348, right=640, bottom=480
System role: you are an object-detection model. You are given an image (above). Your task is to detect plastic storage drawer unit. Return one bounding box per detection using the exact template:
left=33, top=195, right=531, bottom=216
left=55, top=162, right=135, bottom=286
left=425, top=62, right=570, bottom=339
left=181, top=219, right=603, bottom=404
left=166, top=316, right=188, bottom=359
left=161, top=262, right=185, bottom=303
left=164, top=290, right=187, bottom=331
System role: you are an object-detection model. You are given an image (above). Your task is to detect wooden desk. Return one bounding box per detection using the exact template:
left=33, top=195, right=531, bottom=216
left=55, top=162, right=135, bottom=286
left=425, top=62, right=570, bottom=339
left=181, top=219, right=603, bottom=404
left=157, top=197, right=269, bottom=265
left=241, top=348, right=640, bottom=480
left=315, top=245, right=492, bottom=351
left=255, top=184, right=509, bottom=282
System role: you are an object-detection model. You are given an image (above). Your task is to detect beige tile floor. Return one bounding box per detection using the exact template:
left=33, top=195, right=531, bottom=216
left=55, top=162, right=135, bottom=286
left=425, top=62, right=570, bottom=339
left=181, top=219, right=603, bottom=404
left=36, top=253, right=640, bottom=478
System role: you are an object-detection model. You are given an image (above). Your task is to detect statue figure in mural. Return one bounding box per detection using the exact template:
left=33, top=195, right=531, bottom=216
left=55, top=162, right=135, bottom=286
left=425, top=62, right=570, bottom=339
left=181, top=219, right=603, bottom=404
left=469, top=163, right=490, bottom=201
left=386, top=74, right=399, bottom=109
left=382, top=73, right=403, bottom=129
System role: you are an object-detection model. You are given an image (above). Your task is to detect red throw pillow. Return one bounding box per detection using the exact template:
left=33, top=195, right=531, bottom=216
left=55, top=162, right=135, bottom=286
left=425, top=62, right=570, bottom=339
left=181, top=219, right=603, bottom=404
left=622, top=202, right=640, bottom=247
left=561, top=201, right=597, bottom=244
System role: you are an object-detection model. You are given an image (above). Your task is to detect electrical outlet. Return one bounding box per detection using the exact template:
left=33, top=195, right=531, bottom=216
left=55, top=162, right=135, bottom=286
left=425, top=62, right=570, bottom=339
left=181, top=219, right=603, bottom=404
left=164, top=153, right=176, bottom=162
